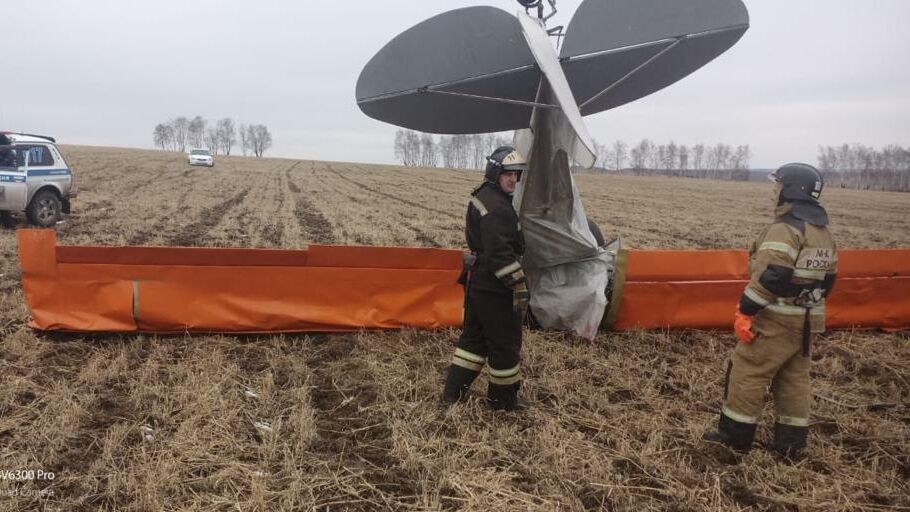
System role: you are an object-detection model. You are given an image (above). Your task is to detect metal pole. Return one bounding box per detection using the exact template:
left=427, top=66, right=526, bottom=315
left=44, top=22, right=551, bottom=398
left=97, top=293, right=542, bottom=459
left=421, top=88, right=559, bottom=109
left=579, top=37, right=684, bottom=111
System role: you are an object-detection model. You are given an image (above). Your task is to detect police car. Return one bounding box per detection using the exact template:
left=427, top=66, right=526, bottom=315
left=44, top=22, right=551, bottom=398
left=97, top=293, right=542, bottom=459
left=0, top=132, right=75, bottom=227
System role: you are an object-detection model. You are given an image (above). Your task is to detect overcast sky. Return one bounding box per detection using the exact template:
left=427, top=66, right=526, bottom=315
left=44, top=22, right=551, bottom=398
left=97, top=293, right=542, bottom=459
left=3, top=0, right=908, bottom=168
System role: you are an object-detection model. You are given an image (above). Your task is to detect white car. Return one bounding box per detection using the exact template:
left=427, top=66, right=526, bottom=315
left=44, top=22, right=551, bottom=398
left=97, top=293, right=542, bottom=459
left=188, top=148, right=214, bottom=167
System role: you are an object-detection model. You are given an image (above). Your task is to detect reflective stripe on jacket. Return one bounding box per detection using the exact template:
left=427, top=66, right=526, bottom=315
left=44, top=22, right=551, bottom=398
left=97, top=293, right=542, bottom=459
left=466, top=182, right=525, bottom=293
left=741, top=214, right=837, bottom=333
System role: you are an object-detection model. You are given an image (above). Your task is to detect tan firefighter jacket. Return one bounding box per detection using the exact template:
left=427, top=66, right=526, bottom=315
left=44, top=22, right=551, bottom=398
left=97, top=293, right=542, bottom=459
left=739, top=204, right=838, bottom=333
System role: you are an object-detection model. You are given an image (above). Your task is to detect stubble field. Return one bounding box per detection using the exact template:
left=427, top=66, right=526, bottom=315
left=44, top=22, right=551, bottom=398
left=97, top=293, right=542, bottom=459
left=0, top=146, right=908, bottom=511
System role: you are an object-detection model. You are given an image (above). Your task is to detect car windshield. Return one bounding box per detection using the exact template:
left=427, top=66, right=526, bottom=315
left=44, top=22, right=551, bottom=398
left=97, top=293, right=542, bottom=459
left=191, top=150, right=211, bottom=156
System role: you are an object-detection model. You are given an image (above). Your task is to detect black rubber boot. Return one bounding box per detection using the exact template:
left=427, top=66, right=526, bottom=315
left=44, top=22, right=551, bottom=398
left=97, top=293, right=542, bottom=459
left=442, top=365, right=480, bottom=404
left=772, top=423, right=808, bottom=459
left=702, top=413, right=757, bottom=452
left=487, top=382, right=525, bottom=411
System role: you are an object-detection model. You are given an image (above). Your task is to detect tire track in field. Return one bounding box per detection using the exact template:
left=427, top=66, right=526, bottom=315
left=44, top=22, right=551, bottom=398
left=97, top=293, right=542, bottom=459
left=295, top=196, right=335, bottom=244
left=288, top=163, right=336, bottom=244
left=166, top=190, right=249, bottom=246
left=127, top=183, right=197, bottom=245
left=326, top=186, right=443, bottom=248
left=259, top=173, right=285, bottom=247
left=305, top=335, right=422, bottom=508
left=324, top=165, right=455, bottom=218
left=129, top=168, right=169, bottom=194
left=323, top=165, right=447, bottom=247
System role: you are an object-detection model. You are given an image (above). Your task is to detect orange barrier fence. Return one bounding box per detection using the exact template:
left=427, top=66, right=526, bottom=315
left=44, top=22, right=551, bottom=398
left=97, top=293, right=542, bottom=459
left=17, top=229, right=464, bottom=333
left=609, top=248, right=910, bottom=331
left=16, top=229, right=910, bottom=333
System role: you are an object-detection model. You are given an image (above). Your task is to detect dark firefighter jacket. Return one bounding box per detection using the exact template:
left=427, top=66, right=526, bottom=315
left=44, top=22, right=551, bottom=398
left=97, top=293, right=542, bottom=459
left=465, top=182, right=526, bottom=294
left=739, top=202, right=838, bottom=333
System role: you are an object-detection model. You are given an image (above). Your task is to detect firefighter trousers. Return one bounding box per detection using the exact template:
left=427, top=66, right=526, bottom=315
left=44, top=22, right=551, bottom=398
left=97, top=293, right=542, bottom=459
left=451, top=287, right=523, bottom=386
left=723, top=321, right=812, bottom=428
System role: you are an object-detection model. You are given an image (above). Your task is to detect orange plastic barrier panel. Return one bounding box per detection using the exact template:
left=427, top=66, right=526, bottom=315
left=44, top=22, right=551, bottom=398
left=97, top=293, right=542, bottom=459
left=613, top=248, right=910, bottom=331
left=18, top=229, right=463, bottom=333
left=16, top=229, right=910, bottom=334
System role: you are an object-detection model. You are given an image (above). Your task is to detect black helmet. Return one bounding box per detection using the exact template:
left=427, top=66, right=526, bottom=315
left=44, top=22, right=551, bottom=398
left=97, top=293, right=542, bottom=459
left=484, top=145, right=527, bottom=184
left=771, top=163, right=824, bottom=203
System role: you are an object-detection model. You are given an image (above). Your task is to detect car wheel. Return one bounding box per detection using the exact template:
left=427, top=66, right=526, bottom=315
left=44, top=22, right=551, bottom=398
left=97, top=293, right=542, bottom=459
left=26, top=189, right=62, bottom=227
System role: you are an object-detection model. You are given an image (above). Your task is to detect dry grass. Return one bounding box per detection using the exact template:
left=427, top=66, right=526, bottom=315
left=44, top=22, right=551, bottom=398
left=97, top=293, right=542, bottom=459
left=0, top=146, right=907, bottom=511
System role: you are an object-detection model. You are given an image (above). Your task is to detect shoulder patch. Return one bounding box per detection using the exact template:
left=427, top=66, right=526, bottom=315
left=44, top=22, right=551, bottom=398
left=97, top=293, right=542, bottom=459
left=794, top=247, right=837, bottom=279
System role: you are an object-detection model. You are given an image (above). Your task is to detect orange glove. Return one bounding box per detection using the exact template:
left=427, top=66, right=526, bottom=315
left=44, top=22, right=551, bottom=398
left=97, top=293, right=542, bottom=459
left=734, top=310, right=755, bottom=344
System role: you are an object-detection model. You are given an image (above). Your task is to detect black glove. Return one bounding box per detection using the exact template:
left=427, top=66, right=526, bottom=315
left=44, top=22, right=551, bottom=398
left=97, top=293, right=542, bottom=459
left=512, top=282, right=530, bottom=314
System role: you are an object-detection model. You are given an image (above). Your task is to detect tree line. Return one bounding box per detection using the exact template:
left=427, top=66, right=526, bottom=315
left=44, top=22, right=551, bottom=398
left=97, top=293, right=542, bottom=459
left=393, top=131, right=909, bottom=191
left=591, top=139, right=752, bottom=179
left=393, top=130, right=512, bottom=169
left=817, top=143, right=910, bottom=192
left=153, top=116, right=273, bottom=157
left=392, top=129, right=751, bottom=179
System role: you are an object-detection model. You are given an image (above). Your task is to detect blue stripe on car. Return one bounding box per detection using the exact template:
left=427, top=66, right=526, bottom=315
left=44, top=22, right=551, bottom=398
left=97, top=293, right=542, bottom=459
left=27, top=168, right=71, bottom=177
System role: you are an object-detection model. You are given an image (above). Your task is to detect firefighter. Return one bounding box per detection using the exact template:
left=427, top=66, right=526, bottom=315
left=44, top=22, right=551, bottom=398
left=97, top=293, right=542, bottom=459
left=442, top=146, right=529, bottom=411
left=704, top=163, right=837, bottom=458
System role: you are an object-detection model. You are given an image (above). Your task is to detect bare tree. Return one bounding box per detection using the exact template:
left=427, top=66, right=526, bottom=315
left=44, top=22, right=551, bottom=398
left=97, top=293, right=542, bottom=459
left=187, top=116, right=207, bottom=149
left=650, top=143, right=663, bottom=171
left=172, top=117, right=190, bottom=152
left=398, top=131, right=517, bottom=170
left=239, top=123, right=250, bottom=156
left=630, top=139, right=650, bottom=172
left=247, top=124, right=272, bottom=158
left=817, top=145, right=833, bottom=173
left=678, top=145, right=689, bottom=173
left=692, top=144, right=706, bottom=171
left=731, top=145, right=751, bottom=171
left=419, top=133, right=437, bottom=167
left=612, top=140, right=627, bottom=171
left=599, top=142, right=615, bottom=172
left=482, top=134, right=498, bottom=165
left=216, top=118, right=236, bottom=156
left=438, top=136, right=454, bottom=168
left=449, top=135, right=466, bottom=169
left=394, top=130, right=422, bottom=166
left=204, top=128, right=219, bottom=155
left=468, top=135, right=479, bottom=169
left=153, top=123, right=175, bottom=151
left=405, top=131, right=420, bottom=166
left=666, top=141, right=678, bottom=175
left=705, top=145, right=720, bottom=175
left=656, top=145, right=668, bottom=173
left=394, top=129, right=407, bottom=165
left=707, top=144, right=732, bottom=177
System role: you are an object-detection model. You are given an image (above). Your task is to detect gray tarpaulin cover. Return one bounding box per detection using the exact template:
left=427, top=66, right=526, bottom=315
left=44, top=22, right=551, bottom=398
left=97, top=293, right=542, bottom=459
left=513, top=83, right=612, bottom=340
